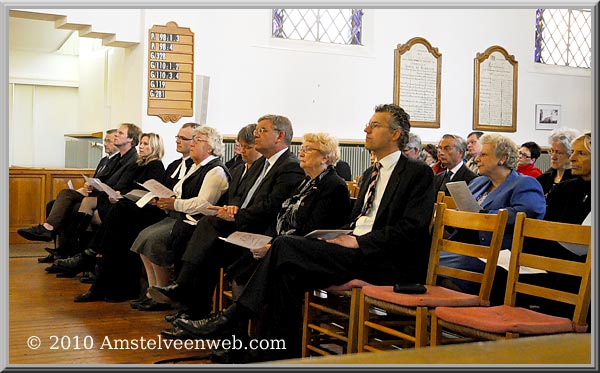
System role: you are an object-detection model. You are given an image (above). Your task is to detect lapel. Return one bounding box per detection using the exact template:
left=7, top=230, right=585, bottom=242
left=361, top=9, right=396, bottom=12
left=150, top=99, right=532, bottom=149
left=255, top=149, right=291, bottom=190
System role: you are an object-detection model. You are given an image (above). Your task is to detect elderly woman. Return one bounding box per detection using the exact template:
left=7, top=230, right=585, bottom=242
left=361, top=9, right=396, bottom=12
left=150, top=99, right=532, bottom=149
left=125, top=126, right=230, bottom=310
left=248, top=132, right=351, bottom=259
left=536, top=127, right=581, bottom=197
left=439, top=133, right=546, bottom=297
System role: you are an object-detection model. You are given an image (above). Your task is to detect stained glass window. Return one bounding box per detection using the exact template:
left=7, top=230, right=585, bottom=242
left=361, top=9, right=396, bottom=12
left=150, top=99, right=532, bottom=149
left=535, top=9, right=591, bottom=68
left=272, top=9, right=363, bottom=46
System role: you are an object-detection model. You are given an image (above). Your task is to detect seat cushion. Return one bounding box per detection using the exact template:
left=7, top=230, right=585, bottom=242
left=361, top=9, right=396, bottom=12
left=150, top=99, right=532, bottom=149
left=435, top=304, right=587, bottom=334
left=325, top=279, right=372, bottom=292
left=362, top=285, right=484, bottom=307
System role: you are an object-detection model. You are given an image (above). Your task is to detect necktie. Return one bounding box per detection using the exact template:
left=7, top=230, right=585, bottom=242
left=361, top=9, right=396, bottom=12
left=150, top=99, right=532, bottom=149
left=241, top=160, right=270, bottom=208
left=350, top=161, right=381, bottom=229
left=443, top=170, right=453, bottom=184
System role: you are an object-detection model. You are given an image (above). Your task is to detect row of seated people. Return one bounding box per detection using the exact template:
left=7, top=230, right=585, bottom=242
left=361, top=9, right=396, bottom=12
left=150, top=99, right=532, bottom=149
left=18, top=104, right=591, bottom=363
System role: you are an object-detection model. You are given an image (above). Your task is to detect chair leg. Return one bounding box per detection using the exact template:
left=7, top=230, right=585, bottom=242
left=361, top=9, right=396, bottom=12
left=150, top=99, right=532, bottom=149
left=415, top=306, right=429, bottom=348
left=430, top=311, right=441, bottom=347
left=301, top=291, right=311, bottom=357
left=357, top=291, right=368, bottom=352
left=346, top=288, right=360, bottom=353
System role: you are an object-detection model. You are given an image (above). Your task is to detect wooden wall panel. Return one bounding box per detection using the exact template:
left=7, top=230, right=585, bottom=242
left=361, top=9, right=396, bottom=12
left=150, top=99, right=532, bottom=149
left=9, top=168, right=95, bottom=244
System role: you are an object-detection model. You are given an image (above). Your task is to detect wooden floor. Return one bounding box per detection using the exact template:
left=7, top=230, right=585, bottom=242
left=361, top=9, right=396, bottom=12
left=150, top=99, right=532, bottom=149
left=9, top=244, right=214, bottom=365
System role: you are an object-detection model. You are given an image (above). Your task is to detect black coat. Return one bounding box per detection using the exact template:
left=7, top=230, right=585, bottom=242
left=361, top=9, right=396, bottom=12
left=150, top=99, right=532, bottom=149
left=433, top=163, right=477, bottom=195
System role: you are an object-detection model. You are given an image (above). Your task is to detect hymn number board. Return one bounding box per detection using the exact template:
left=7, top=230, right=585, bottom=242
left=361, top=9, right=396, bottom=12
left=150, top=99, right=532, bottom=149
left=148, top=22, right=194, bottom=123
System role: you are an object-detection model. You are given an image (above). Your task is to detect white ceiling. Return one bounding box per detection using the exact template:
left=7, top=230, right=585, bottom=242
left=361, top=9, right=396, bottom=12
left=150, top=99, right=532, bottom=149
left=9, top=17, right=74, bottom=53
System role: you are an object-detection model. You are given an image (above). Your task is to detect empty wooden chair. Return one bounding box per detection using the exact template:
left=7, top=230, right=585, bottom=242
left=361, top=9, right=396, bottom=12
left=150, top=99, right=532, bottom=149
left=357, top=203, right=508, bottom=350
left=431, top=212, right=591, bottom=344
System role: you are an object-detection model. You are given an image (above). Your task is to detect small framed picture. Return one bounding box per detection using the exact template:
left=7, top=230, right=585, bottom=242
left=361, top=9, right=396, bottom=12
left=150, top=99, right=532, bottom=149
left=535, top=104, right=561, bottom=130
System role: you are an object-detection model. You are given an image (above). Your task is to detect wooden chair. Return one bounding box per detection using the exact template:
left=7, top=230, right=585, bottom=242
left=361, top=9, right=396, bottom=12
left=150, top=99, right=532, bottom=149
left=430, top=212, right=591, bottom=344
left=356, top=203, right=508, bottom=351
left=436, top=191, right=457, bottom=209
left=345, top=181, right=359, bottom=198
left=301, top=279, right=371, bottom=356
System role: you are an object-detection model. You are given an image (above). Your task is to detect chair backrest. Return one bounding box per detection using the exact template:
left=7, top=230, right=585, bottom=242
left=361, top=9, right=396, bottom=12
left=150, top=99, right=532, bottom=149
left=426, top=203, right=508, bottom=304
left=505, top=212, right=592, bottom=326
left=346, top=181, right=359, bottom=198
left=436, top=191, right=457, bottom=209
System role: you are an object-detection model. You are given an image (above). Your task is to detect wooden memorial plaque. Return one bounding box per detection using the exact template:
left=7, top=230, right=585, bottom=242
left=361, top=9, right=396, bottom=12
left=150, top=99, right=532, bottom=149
left=147, top=21, right=194, bottom=123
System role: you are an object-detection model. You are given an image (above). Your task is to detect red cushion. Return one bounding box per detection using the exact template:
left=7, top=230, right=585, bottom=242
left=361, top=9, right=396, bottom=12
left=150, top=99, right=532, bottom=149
left=435, top=304, right=587, bottom=334
left=362, top=285, right=484, bottom=307
left=325, top=279, right=372, bottom=292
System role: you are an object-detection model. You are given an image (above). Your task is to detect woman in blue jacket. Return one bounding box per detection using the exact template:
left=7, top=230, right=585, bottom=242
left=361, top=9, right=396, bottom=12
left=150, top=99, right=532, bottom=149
left=440, top=133, right=546, bottom=297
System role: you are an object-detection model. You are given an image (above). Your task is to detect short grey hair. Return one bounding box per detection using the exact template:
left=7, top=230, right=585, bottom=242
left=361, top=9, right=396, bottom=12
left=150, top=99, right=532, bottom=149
left=549, top=127, right=581, bottom=154
left=441, top=134, right=467, bottom=155
left=303, top=132, right=340, bottom=166
left=258, top=114, right=293, bottom=145
left=194, top=126, right=225, bottom=157
left=406, top=133, right=422, bottom=151
left=480, top=133, right=518, bottom=170
left=237, top=123, right=257, bottom=145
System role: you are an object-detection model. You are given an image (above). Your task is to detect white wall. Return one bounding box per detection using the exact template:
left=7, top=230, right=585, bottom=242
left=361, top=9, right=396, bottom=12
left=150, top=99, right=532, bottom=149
left=8, top=8, right=593, bottom=167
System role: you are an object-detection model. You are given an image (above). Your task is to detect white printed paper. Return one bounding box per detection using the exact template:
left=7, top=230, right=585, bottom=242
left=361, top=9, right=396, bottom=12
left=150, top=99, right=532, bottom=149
left=480, top=249, right=547, bottom=275
left=67, top=180, right=74, bottom=190
left=446, top=181, right=481, bottom=212
left=304, top=230, right=353, bottom=240
left=83, top=174, right=122, bottom=199
left=137, top=179, right=175, bottom=198
left=219, top=231, right=272, bottom=249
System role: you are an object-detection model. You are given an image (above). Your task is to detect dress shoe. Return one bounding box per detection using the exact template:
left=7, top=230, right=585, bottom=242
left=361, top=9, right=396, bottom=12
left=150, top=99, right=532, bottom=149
left=174, top=308, right=236, bottom=338
left=165, top=310, right=193, bottom=323
left=37, top=253, right=55, bottom=263
left=17, top=224, right=54, bottom=242
left=74, top=290, right=104, bottom=303
left=130, top=296, right=152, bottom=309
left=53, top=253, right=95, bottom=274
left=160, top=327, right=195, bottom=340
left=45, top=247, right=59, bottom=256
left=79, top=271, right=97, bottom=284
left=138, top=299, right=172, bottom=311
left=45, top=264, right=64, bottom=273
left=149, top=283, right=181, bottom=304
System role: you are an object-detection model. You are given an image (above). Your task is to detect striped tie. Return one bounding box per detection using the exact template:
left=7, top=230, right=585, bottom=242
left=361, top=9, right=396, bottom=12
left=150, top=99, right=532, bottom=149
left=361, top=161, right=381, bottom=216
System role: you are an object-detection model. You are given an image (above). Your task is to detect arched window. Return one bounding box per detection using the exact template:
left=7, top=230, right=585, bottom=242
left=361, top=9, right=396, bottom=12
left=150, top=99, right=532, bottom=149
left=272, top=9, right=363, bottom=45
left=535, top=9, right=591, bottom=68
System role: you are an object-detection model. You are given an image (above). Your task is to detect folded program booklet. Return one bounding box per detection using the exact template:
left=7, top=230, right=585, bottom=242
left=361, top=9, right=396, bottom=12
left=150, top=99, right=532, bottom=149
left=219, top=231, right=272, bottom=250
left=304, top=230, right=353, bottom=240
left=445, top=181, right=481, bottom=212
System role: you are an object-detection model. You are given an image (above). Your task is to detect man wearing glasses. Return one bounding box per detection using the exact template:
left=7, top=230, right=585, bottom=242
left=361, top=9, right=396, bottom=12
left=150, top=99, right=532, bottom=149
left=433, top=134, right=477, bottom=195
left=152, top=114, right=305, bottom=335
left=172, top=104, right=435, bottom=362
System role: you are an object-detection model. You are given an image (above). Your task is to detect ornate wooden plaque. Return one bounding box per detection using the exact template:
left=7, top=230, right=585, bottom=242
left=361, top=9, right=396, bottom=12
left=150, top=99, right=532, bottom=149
left=147, top=21, right=194, bottom=123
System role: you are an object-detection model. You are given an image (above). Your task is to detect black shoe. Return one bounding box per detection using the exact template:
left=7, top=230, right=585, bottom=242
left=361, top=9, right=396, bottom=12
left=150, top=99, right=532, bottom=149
left=45, top=247, right=60, bottom=256
left=130, top=296, right=152, bottom=309
left=45, top=264, right=64, bottom=273
left=74, top=290, right=104, bottom=303
left=56, top=271, right=78, bottom=278
left=160, top=327, right=195, bottom=340
left=53, top=253, right=94, bottom=273
left=79, top=271, right=97, bottom=284
left=165, top=310, right=193, bottom=323
left=138, top=299, right=172, bottom=311
left=17, top=224, right=54, bottom=242
left=149, top=283, right=181, bottom=304
left=37, top=253, right=55, bottom=263
left=174, top=308, right=236, bottom=338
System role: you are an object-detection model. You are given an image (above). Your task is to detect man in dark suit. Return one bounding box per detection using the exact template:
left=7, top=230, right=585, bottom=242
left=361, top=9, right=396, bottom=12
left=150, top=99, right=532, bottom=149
left=150, top=114, right=305, bottom=327
left=173, top=104, right=436, bottom=362
left=18, top=129, right=120, bottom=243
left=433, top=134, right=477, bottom=195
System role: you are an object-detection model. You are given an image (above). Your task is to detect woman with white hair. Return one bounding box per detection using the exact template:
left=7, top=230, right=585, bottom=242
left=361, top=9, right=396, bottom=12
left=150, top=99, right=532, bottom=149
left=536, top=127, right=581, bottom=197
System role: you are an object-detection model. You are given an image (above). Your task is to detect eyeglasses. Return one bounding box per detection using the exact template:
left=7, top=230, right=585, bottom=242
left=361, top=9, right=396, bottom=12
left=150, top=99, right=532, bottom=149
left=518, top=152, right=531, bottom=159
left=549, top=149, right=568, bottom=156
left=193, top=137, right=208, bottom=143
left=365, top=122, right=390, bottom=130
left=299, top=146, right=320, bottom=153
left=175, top=135, right=193, bottom=141
left=439, top=145, right=455, bottom=153
left=254, top=127, right=280, bottom=136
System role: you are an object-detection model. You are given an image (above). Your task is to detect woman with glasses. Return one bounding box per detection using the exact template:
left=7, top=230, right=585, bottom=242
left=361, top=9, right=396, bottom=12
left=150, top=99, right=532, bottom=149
left=536, top=127, right=581, bottom=197
left=516, top=141, right=543, bottom=178
left=439, top=133, right=546, bottom=302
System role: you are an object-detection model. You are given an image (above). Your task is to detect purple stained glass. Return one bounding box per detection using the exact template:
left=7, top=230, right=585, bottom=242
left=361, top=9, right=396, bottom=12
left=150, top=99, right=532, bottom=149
left=351, top=9, right=363, bottom=45
left=534, top=9, right=544, bottom=63
left=273, top=9, right=284, bottom=38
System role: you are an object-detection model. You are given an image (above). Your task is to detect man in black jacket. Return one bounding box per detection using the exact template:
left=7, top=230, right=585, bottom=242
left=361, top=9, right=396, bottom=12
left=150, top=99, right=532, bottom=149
left=150, top=114, right=305, bottom=330
left=433, top=134, right=477, bottom=195
left=173, top=104, right=435, bottom=362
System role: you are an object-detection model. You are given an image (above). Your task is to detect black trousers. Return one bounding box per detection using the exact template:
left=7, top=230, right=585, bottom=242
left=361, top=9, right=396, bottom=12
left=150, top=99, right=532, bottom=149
left=178, top=216, right=245, bottom=315
left=236, top=235, right=378, bottom=360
